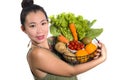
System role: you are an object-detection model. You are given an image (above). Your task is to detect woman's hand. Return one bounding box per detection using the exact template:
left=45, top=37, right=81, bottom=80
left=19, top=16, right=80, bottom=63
left=94, top=42, right=107, bottom=61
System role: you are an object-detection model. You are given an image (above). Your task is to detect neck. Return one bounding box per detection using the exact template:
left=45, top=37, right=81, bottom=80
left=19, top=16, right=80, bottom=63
left=31, top=39, right=49, bottom=49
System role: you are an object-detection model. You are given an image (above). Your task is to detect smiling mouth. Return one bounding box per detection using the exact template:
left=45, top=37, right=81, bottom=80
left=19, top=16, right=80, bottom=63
left=36, top=35, right=44, bottom=40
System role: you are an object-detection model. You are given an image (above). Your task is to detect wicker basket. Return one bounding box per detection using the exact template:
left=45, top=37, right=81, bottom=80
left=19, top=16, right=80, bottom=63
left=62, top=51, right=97, bottom=65
left=63, top=39, right=99, bottom=65
left=55, top=39, right=99, bottom=65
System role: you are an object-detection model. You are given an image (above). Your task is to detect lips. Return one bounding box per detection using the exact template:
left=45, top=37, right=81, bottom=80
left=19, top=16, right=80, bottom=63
left=36, top=35, right=44, bottom=40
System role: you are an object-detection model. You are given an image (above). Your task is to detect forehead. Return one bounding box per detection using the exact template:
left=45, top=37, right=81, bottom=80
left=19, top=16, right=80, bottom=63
left=26, top=11, right=46, bottom=23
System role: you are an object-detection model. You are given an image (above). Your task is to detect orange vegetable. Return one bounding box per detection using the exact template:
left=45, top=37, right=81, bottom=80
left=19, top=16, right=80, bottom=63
left=75, top=50, right=88, bottom=56
left=85, top=42, right=97, bottom=54
left=75, top=50, right=88, bottom=63
left=69, top=23, right=78, bottom=41
left=57, top=35, right=69, bottom=44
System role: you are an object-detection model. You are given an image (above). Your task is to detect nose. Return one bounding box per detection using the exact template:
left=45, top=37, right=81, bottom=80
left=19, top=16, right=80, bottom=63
left=36, top=26, right=43, bottom=34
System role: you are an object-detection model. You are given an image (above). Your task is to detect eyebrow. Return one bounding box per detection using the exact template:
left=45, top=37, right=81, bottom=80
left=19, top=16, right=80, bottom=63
left=40, top=19, right=48, bottom=22
left=29, top=19, right=48, bottom=25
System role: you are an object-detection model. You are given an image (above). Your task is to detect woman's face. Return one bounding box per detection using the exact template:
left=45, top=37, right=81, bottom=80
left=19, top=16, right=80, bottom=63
left=23, top=11, right=49, bottom=44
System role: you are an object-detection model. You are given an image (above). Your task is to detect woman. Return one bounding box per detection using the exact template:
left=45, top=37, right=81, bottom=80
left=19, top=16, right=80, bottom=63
left=20, top=0, right=107, bottom=80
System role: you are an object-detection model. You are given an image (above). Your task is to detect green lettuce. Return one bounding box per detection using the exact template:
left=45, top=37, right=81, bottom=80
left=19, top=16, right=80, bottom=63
left=49, top=12, right=103, bottom=41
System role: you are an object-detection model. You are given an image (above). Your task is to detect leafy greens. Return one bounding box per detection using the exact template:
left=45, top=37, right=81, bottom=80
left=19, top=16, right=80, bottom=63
left=49, top=12, right=103, bottom=41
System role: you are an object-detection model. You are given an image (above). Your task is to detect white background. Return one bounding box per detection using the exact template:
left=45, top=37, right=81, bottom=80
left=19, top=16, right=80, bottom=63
left=0, top=0, right=120, bottom=80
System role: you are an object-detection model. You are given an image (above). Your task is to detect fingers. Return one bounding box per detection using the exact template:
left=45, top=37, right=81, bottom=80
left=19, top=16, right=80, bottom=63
left=93, top=52, right=101, bottom=59
left=93, top=41, right=107, bottom=60
left=94, top=54, right=99, bottom=59
left=93, top=42, right=102, bottom=59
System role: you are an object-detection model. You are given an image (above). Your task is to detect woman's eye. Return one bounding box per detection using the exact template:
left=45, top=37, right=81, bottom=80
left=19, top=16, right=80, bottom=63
left=41, top=21, right=48, bottom=26
left=30, top=24, right=35, bottom=28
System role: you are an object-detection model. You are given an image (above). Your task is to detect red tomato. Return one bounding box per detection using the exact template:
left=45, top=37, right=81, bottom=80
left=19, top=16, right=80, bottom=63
left=68, top=40, right=85, bottom=50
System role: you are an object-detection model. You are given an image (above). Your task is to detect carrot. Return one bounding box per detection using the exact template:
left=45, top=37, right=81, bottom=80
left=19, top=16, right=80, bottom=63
left=57, top=35, right=69, bottom=44
left=69, top=23, right=78, bottom=41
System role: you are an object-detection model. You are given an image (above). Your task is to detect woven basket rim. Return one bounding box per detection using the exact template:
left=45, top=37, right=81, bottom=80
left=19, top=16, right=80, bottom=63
left=63, top=52, right=95, bottom=57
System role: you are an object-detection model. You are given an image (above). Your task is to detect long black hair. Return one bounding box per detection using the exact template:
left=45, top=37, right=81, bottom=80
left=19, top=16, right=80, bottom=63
left=20, top=0, right=48, bottom=26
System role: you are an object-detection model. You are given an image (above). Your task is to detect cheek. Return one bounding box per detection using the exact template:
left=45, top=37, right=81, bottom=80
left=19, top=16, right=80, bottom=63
left=26, top=29, right=36, bottom=38
left=44, top=26, right=49, bottom=34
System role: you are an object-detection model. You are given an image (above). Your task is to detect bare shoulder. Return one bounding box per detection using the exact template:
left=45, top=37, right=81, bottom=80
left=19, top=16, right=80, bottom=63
left=28, top=47, right=49, bottom=60
left=27, top=47, right=57, bottom=65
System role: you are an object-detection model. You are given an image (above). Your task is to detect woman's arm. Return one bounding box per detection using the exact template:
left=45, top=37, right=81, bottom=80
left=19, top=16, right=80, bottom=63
left=29, top=42, right=107, bottom=77
left=71, top=42, right=107, bottom=75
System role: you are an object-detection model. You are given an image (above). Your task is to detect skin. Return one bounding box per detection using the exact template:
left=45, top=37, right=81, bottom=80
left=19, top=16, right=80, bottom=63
left=21, top=11, right=107, bottom=79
